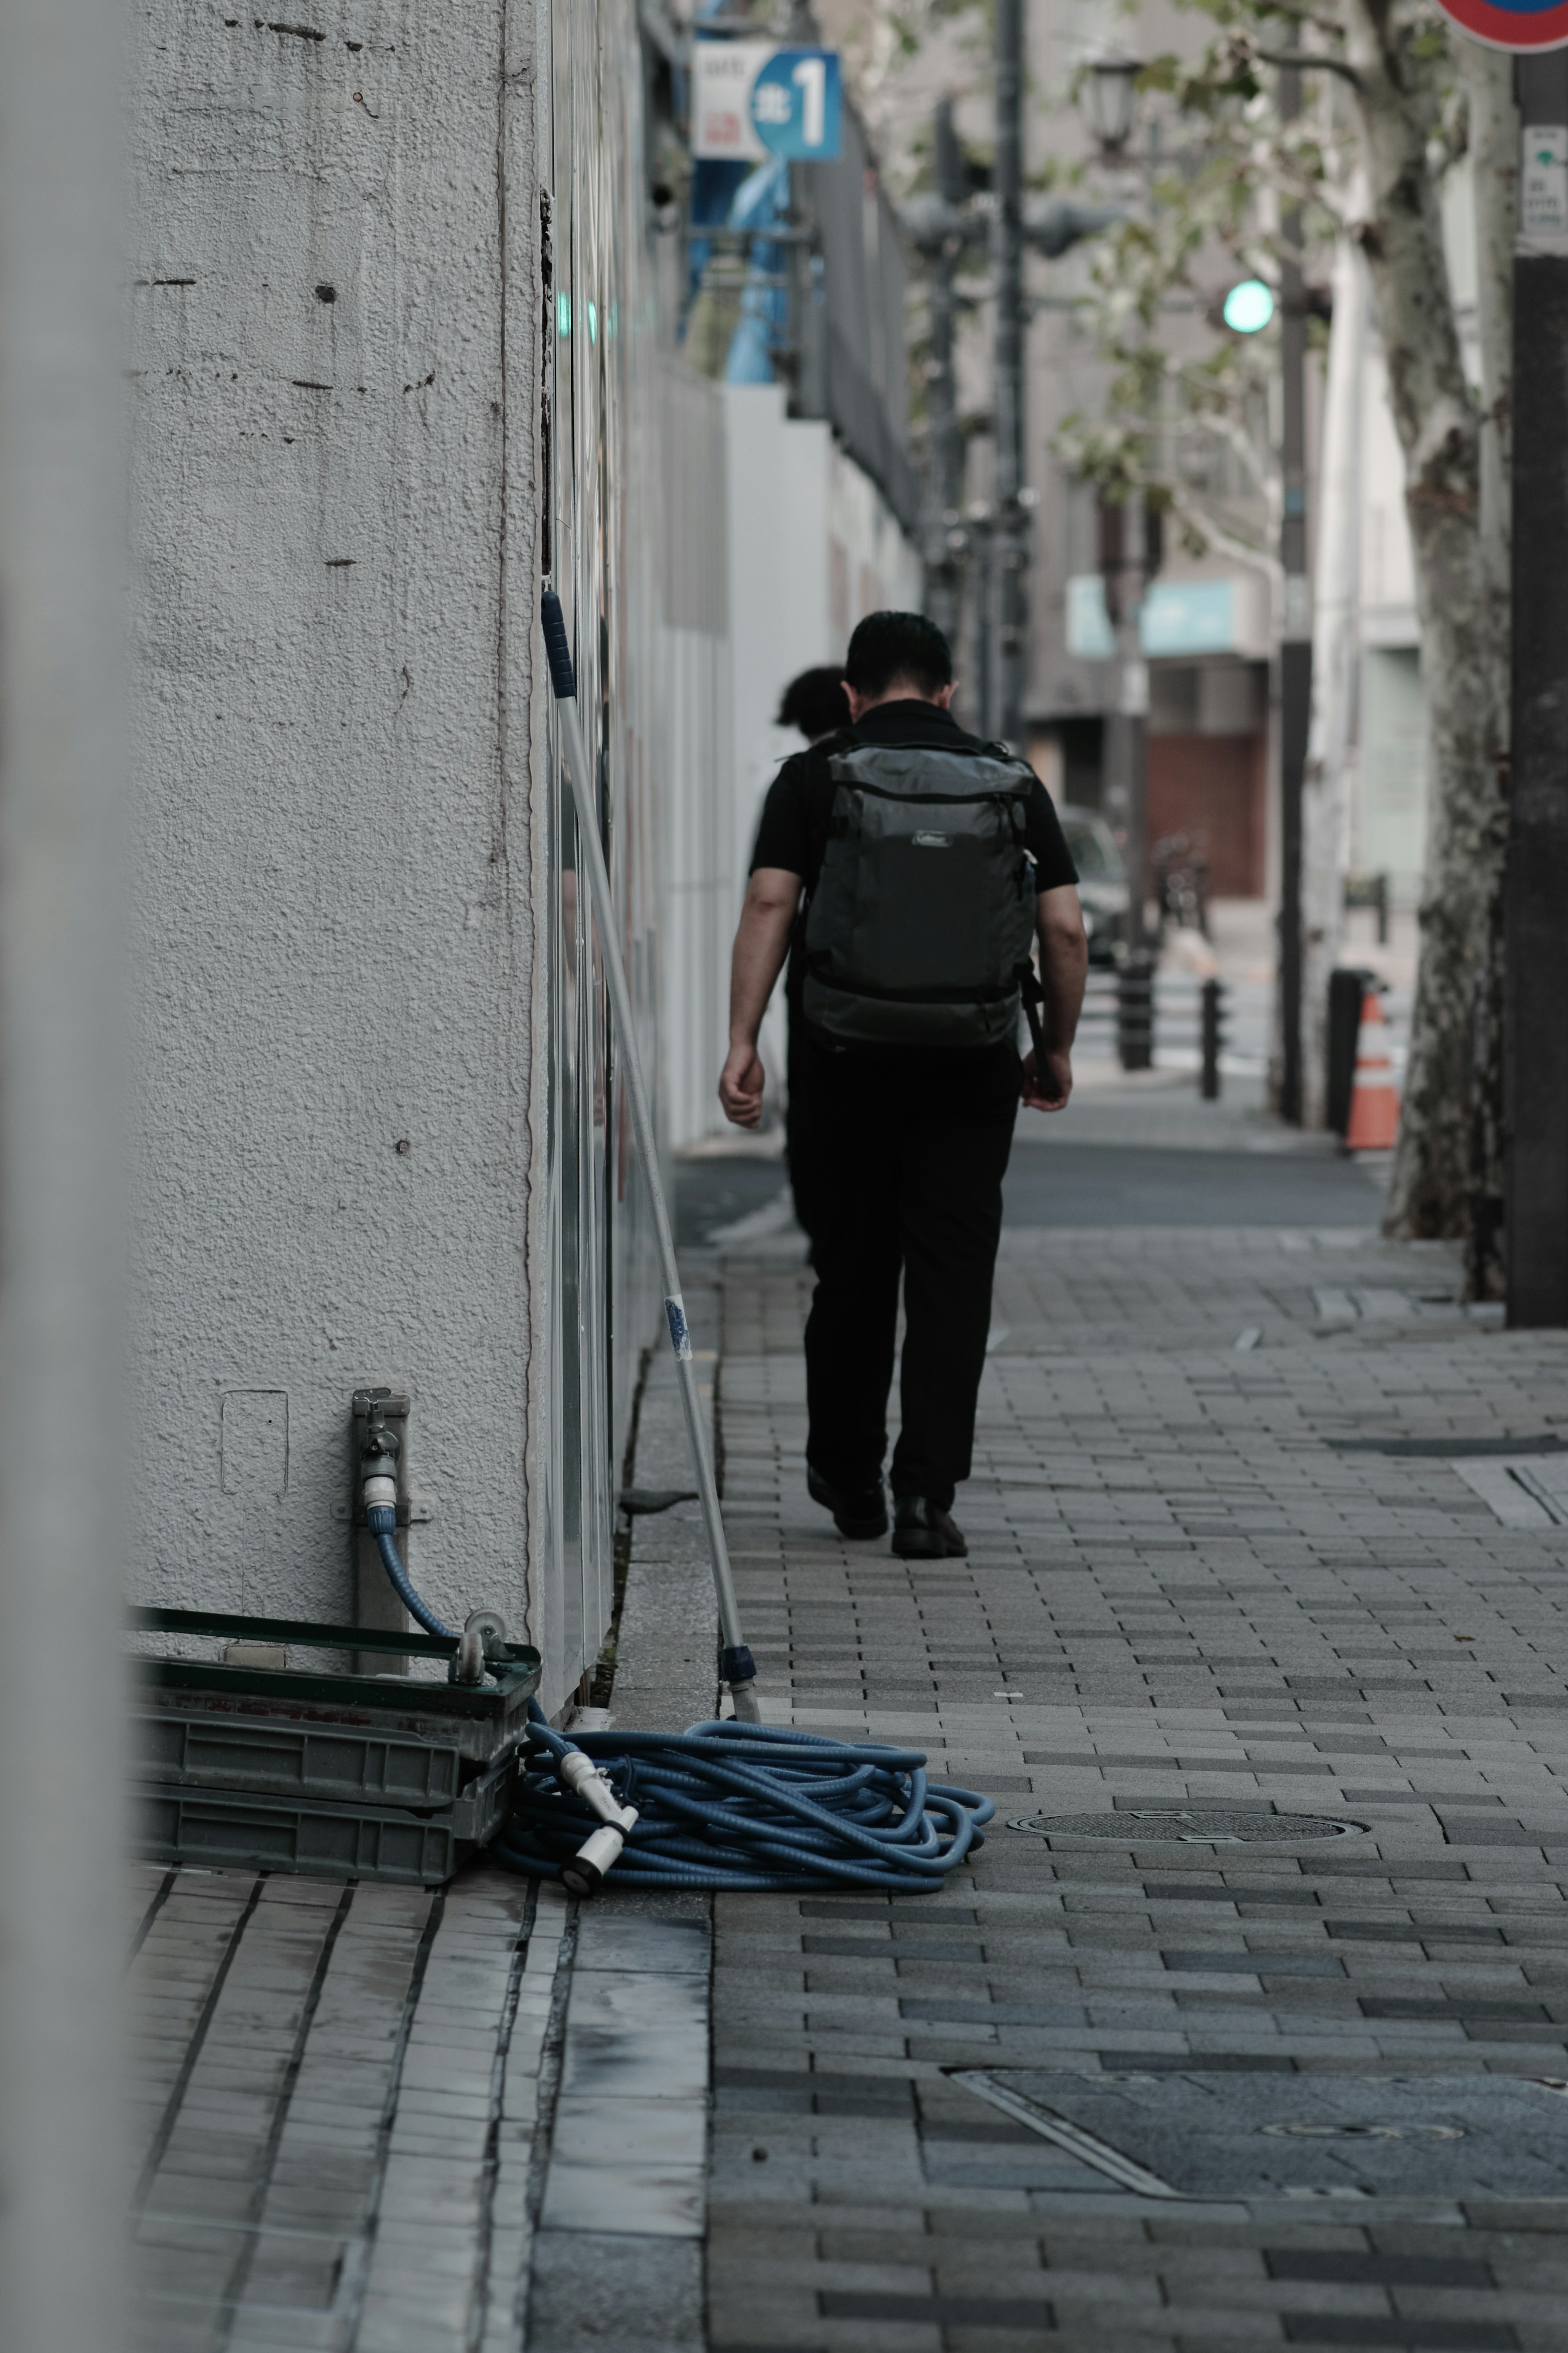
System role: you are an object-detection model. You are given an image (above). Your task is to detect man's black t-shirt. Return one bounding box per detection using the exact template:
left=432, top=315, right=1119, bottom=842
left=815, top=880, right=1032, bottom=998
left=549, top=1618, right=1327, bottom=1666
left=751, top=699, right=1079, bottom=1119
left=752, top=698, right=1077, bottom=896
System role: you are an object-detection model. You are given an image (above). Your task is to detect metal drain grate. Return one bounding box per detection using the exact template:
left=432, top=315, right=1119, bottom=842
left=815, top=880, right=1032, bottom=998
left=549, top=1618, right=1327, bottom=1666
left=1007, top=1809, right=1368, bottom=1845
left=952, top=2070, right=1568, bottom=2200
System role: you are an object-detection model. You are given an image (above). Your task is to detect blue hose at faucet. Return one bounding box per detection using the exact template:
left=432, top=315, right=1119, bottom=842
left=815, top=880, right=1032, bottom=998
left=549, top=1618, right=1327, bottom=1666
left=366, top=1505, right=456, bottom=1642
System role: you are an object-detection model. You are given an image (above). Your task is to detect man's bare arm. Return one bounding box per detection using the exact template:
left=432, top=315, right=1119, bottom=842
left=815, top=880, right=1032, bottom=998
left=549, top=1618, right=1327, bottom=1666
left=1022, top=882, right=1089, bottom=1113
left=718, top=866, right=801, bottom=1127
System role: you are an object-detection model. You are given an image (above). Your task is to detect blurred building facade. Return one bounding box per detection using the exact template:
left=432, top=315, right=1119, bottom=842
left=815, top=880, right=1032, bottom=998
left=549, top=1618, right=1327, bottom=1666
left=864, top=0, right=1449, bottom=919
left=653, top=10, right=921, bottom=1142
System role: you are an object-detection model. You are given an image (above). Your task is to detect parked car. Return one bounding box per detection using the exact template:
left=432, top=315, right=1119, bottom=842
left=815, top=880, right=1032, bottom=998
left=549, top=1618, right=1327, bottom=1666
left=1059, top=806, right=1130, bottom=966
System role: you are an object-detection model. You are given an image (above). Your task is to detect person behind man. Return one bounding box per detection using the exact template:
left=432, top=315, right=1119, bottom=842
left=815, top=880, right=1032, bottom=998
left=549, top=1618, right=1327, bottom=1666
left=771, top=665, right=851, bottom=1242
left=776, top=665, right=851, bottom=744
left=719, top=610, right=1087, bottom=1560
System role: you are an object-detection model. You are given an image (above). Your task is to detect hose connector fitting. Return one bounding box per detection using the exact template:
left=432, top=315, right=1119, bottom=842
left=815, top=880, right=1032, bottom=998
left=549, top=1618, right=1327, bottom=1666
left=557, top=1750, right=637, bottom=1829
left=555, top=1749, right=638, bottom=1896
left=562, top=1820, right=638, bottom=1897
left=355, top=1387, right=402, bottom=1531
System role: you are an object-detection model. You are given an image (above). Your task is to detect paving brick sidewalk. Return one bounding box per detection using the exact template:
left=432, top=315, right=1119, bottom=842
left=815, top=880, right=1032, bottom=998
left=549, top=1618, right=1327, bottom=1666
left=707, top=1220, right=1568, bottom=2353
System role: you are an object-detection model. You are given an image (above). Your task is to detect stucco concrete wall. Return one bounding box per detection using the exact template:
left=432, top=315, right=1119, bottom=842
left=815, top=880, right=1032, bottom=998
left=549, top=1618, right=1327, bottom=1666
left=129, top=0, right=544, bottom=1637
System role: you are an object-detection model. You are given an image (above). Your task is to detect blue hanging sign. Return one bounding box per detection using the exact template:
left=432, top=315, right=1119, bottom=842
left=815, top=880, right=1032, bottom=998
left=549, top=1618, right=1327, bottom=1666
left=750, top=48, right=843, bottom=160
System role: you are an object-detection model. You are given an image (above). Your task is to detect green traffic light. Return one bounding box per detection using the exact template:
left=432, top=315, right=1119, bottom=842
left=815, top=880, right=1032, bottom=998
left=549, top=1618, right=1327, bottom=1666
left=1223, top=279, right=1275, bottom=334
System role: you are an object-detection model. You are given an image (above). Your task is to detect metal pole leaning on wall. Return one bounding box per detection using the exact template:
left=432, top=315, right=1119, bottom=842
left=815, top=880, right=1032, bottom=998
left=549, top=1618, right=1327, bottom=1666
left=540, top=591, right=760, bottom=1719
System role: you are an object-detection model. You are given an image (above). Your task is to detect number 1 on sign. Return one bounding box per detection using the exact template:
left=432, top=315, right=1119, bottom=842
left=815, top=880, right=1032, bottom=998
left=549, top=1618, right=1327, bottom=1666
left=793, top=54, right=826, bottom=147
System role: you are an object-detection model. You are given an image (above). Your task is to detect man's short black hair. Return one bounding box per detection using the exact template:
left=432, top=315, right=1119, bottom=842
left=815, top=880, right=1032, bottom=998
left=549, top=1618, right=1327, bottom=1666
left=843, top=610, right=953, bottom=700
left=776, top=665, right=850, bottom=740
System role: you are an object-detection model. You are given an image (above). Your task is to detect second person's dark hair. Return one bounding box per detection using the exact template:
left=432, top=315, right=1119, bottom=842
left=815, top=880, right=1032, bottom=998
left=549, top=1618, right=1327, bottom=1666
left=776, top=666, right=850, bottom=740
left=843, top=609, right=953, bottom=700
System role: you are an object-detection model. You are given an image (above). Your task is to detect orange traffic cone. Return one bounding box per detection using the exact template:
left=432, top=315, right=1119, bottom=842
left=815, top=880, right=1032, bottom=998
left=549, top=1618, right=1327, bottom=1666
left=1345, top=986, right=1400, bottom=1151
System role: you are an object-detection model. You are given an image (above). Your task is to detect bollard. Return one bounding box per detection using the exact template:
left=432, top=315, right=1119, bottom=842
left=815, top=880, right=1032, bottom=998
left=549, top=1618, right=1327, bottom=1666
left=1117, top=951, right=1155, bottom=1072
left=1200, top=977, right=1223, bottom=1100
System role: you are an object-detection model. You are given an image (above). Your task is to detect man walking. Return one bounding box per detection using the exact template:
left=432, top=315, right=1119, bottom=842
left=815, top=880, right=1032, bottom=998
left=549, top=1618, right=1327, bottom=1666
left=719, top=611, right=1087, bottom=1559
left=773, top=664, right=851, bottom=1243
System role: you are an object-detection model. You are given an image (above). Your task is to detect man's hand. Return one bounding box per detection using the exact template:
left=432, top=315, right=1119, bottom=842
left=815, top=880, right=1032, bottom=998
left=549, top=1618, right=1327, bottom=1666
left=1022, top=1047, right=1072, bottom=1113
left=719, top=1043, right=767, bottom=1128
left=1023, top=885, right=1086, bottom=1117
left=718, top=867, right=800, bottom=1132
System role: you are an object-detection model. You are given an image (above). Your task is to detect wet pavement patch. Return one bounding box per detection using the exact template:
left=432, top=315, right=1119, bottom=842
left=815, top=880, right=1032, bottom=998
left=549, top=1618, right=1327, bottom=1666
left=952, top=2070, right=1568, bottom=2200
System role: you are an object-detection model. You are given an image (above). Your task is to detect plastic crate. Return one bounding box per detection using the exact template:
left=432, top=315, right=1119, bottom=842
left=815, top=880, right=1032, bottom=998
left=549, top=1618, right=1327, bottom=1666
left=136, top=1750, right=517, bottom=1886
left=134, top=1707, right=477, bottom=1807
left=129, top=1605, right=541, bottom=1885
left=132, top=1605, right=542, bottom=1764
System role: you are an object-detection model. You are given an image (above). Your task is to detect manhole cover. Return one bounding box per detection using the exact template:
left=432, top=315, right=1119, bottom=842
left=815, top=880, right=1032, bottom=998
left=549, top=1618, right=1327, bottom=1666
left=1007, top=1809, right=1367, bottom=1846
left=953, top=2072, right=1568, bottom=2199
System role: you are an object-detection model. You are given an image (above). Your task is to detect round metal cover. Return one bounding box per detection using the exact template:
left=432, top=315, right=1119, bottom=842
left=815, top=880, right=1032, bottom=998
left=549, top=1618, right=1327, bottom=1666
left=1007, top=1808, right=1368, bottom=1845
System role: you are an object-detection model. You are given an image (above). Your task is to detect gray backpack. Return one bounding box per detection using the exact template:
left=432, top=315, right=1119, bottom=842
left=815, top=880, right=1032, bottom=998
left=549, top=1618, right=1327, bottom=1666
left=802, top=737, right=1039, bottom=1048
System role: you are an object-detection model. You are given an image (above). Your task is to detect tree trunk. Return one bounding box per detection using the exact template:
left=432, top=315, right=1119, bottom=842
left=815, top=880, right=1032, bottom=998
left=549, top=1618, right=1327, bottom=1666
left=1459, top=41, right=1517, bottom=1296
left=1341, top=2, right=1510, bottom=1245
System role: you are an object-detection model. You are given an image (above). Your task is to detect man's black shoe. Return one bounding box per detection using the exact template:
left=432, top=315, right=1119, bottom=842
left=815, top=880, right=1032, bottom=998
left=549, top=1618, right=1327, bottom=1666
left=807, top=1464, right=889, bottom=1540
left=891, top=1496, right=968, bottom=1559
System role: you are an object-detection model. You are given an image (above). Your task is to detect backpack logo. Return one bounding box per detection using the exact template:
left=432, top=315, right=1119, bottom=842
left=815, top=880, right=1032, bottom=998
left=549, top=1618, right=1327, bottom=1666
left=913, top=830, right=952, bottom=848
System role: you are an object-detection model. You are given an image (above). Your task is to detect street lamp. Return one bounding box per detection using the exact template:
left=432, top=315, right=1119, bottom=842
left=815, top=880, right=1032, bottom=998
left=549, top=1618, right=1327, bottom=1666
left=1082, top=50, right=1141, bottom=159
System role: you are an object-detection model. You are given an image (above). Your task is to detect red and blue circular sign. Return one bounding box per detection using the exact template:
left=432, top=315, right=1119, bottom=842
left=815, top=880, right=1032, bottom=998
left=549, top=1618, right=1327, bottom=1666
left=1434, top=0, right=1568, bottom=51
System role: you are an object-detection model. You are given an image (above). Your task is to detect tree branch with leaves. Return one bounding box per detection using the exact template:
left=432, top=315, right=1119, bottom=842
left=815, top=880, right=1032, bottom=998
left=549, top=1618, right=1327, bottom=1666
left=1057, top=1, right=1514, bottom=1281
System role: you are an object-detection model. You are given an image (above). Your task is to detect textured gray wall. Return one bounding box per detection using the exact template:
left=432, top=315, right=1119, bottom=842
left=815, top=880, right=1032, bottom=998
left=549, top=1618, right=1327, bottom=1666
left=129, top=1, right=546, bottom=1639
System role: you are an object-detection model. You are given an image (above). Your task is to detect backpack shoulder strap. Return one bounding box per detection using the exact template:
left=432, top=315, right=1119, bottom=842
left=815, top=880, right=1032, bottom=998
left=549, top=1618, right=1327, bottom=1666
left=804, top=730, right=862, bottom=885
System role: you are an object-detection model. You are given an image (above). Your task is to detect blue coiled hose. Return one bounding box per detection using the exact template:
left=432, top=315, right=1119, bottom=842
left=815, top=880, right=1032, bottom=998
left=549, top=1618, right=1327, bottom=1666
left=367, top=1514, right=993, bottom=1891
left=492, top=1699, right=995, bottom=1893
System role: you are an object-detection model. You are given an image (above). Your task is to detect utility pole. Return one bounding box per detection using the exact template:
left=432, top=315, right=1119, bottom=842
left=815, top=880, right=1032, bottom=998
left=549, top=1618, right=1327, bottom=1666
left=1506, top=51, right=1568, bottom=1325
left=1276, top=61, right=1311, bottom=1126
left=993, top=0, right=1027, bottom=750
left=923, top=100, right=966, bottom=650
left=1099, top=490, right=1156, bottom=954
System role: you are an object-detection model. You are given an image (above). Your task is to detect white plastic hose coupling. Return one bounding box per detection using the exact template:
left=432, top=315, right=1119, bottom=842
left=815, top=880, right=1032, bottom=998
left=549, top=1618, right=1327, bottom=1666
left=561, top=1815, right=639, bottom=1897
left=558, top=1750, right=636, bottom=1829
left=363, top=1472, right=398, bottom=1512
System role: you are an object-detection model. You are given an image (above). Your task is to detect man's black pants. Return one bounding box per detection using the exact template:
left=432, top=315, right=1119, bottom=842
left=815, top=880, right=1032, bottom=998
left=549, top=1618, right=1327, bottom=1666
left=790, top=1041, right=1018, bottom=1512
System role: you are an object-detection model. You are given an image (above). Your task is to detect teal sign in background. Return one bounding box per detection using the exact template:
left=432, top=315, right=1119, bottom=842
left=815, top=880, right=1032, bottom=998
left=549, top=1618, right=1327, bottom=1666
left=1066, top=576, right=1241, bottom=660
